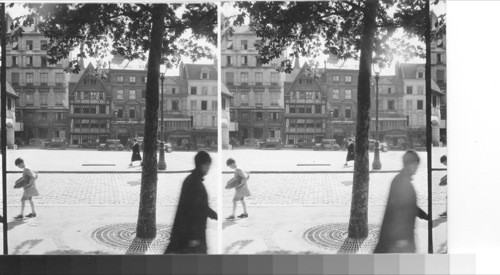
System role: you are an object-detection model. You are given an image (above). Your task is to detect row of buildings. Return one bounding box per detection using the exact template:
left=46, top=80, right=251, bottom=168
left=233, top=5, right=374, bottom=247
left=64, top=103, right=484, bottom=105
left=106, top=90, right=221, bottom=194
left=221, top=25, right=446, bottom=148
left=4, top=14, right=218, bottom=149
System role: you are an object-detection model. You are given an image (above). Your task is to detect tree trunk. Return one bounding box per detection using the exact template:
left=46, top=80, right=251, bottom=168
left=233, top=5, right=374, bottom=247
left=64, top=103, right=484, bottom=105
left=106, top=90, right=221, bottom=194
left=347, top=0, right=377, bottom=239
left=136, top=4, right=166, bottom=239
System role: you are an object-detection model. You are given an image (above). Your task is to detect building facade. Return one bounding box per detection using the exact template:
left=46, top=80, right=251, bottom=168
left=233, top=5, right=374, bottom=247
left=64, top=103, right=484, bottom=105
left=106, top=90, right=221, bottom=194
left=183, top=63, right=218, bottom=148
left=431, top=11, right=447, bottom=144
left=6, top=15, right=70, bottom=143
left=221, top=83, right=233, bottom=149
left=221, top=25, right=285, bottom=143
left=0, top=83, right=20, bottom=148
left=68, top=64, right=113, bottom=145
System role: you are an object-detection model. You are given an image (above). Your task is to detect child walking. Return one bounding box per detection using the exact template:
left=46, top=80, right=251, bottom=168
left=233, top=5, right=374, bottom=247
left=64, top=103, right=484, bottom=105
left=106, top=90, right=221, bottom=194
left=226, top=158, right=250, bottom=220
left=14, top=158, right=39, bottom=220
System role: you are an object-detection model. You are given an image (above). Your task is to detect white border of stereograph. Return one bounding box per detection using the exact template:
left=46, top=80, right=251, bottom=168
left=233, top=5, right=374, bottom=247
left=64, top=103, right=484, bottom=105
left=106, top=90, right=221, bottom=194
left=216, top=0, right=223, bottom=255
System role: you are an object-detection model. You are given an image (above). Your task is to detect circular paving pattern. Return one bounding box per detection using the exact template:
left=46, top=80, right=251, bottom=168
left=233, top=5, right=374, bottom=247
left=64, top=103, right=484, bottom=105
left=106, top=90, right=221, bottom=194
left=303, top=223, right=380, bottom=253
left=91, top=223, right=171, bottom=254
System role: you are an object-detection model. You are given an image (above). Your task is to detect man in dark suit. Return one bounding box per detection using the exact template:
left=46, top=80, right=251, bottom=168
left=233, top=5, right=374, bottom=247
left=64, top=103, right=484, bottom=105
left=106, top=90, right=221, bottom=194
left=374, top=150, right=428, bottom=253
left=165, top=151, right=218, bottom=254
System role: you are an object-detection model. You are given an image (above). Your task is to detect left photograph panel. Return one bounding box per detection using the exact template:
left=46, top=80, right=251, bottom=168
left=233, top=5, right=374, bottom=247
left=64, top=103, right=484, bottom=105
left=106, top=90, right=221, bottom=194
left=0, top=3, right=219, bottom=255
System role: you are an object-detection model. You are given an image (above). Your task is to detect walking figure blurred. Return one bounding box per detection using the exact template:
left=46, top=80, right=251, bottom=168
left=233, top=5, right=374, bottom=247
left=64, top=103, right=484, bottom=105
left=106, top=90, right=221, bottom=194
left=374, top=150, right=428, bottom=253
left=225, top=158, right=250, bottom=220
left=129, top=138, right=142, bottom=167
left=439, top=155, right=447, bottom=217
left=344, top=138, right=355, bottom=166
left=14, top=158, right=39, bottom=220
left=165, top=151, right=218, bottom=254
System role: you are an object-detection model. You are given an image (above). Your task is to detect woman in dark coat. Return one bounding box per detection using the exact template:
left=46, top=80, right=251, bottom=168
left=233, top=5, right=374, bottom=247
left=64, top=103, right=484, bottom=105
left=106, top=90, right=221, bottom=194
left=165, top=151, right=218, bottom=254
left=374, top=150, right=428, bottom=253
left=129, top=139, right=142, bottom=167
left=344, top=139, right=355, bottom=166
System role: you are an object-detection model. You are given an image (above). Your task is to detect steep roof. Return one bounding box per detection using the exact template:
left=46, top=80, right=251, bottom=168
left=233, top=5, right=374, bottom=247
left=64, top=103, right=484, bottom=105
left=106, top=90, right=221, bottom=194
left=399, top=63, right=425, bottom=79
left=183, top=63, right=217, bottom=80
left=4, top=82, right=19, bottom=98
left=221, top=82, right=232, bottom=98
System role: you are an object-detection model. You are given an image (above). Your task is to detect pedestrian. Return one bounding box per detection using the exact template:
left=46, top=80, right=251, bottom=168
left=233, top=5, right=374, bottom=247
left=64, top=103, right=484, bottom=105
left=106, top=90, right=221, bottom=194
left=165, top=151, right=218, bottom=254
left=225, top=158, right=250, bottom=220
left=14, top=158, right=39, bottom=220
left=127, top=138, right=133, bottom=151
left=344, top=138, right=355, bottom=166
left=373, top=150, right=429, bottom=253
left=129, top=138, right=142, bottom=167
left=439, top=155, right=447, bottom=217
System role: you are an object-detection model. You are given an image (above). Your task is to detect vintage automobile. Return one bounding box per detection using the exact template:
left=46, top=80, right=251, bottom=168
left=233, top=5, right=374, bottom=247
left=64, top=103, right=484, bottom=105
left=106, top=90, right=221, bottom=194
left=98, top=139, right=124, bottom=151
left=29, top=138, right=46, bottom=147
left=369, top=139, right=389, bottom=152
left=41, top=138, right=68, bottom=150
left=139, top=138, right=174, bottom=152
left=243, top=138, right=260, bottom=147
left=78, top=139, right=100, bottom=149
left=313, top=139, right=340, bottom=151
left=256, top=138, right=283, bottom=150
left=293, top=139, right=316, bottom=149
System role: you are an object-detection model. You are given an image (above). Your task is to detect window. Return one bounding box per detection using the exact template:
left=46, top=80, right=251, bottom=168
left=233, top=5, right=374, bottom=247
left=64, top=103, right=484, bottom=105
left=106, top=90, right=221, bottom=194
left=255, top=72, right=263, bottom=84
left=406, top=100, right=413, bottom=109
left=26, top=56, right=33, bottom=66
left=345, top=75, right=352, bottom=83
left=172, top=100, right=179, bottom=111
left=270, top=92, right=280, bottom=106
left=437, top=53, right=443, bottom=63
left=417, top=71, right=424, bottom=79
left=41, top=40, right=48, bottom=50
left=271, top=113, right=279, bottom=121
left=406, top=86, right=413, bottom=94
left=289, top=106, right=296, bottom=113
left=201, top=101, right=208, bottom=110
left=40, top=92, right=48, bottom=105
left=388, top=100, right=395, bottom=110
left=117, top=76, right=123, bottom=83
left=141, top=90, right=146, bottom=99
left=55, top=93, right=64, bottom=105
left=117, top=108, right=123, bottom=118
left=171, top=87, right=176, bottom=95
left=40, top=73, right=48, bottom=85
left=212, top=101, right=217, bottom=110
left=26, top=40, right=33, bottom=50
left=222, top=98, right=227, bottom=110
left=226, top=72, right=234, bottom=84
left=417, top=86, right=424, bottom=95
left=271, top=73, right=278, bottom=84
left=417, top=100, right=424, bottom=110
left=255, top=92, right=263, bottom=105
left=226, top=56, right=232, bottom=66
left=226, top=40, right=233, bottom=50
left=345, top=90, right=352, bottom=99
left=201, top=71, right=209, bottom=79
left=333, top=75, right=340, bottom=82
left=11, top=73, right=20, bottom=85
left=7, top=98, right=12, bottom=110
left=26, top=93, right=34, bottom=105
left=129, top=107, right=136, bottom=119
left=332, top=106, right=339, bottom=118
left=140, top=76, right=146, bottom=83
left=190, top=87, right=197, bottom=95
left=256, top=112, right=263, bottom=120
left=129, top=90, right=136, bottom=100
left=41, top=112, right=48, bottom=120
left=191, top=100, right=197, bottom=110
left=56, top=73, right=64, bottom=84
left=129, top=76, right=136, bottom=83
left=41, top=56, right=47, bottom=67
left=212, top=86, right=217, bottom=95
left=99, top=105, right=106, bottom=114
left=345, top=106, right=352, bottom=118
left=12, top=56, right=18, bottom=67
left=241, top=56, right=248, bottom=66
left=202, top=87, right=208, bottom=95
left=240, top=72, right=248, bottom=84
left=315, top=105, right=322, bottom=114
left=240, top=92, right=249, bottom=104
left=387, top=87, right=392, bottom=94
left=241, top=40, right=248, bottom=50
left=332, top=89, right=340, bottom=99
left=12, top=42, right=18, bottom=50
left=26, top=73, right=34, bottom=84
left=436, top=70, right=445, bottom=82
left=117, top=90, right=124, bottom=100
left=433, top=95, right=438, bottom=107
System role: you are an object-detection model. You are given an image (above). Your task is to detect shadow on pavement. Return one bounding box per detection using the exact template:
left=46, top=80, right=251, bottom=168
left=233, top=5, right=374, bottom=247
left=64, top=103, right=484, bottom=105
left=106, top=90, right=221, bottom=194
left=222, top=220, right=238, bottom=230
left=12, top=239, right=43, bottom=254
left=224, top=239, right=254, bottom=254
left=127, top=180, right=141, bottom=186
left=8, top=219, right=27, bottom=231
left=45, top=249, right=111, bottom=255
left=341, top=181, right=353, bottom=186
left=436, top=241, right=447, bottom=254
left=432, top=216, right=447, bottom=228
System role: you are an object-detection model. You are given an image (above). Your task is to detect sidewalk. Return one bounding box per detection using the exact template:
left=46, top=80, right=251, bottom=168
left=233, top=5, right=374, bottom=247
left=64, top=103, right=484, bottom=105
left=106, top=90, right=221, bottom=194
left=0, top=206, right=218, bottom=255
left=222, top=205, right=447, bottom=254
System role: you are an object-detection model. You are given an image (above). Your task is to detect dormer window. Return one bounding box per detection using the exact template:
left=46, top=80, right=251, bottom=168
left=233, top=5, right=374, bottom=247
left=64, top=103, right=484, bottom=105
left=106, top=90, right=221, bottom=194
left=201, top=69, right=210, bottom=80
left=416, top=68, right=425, bottom=79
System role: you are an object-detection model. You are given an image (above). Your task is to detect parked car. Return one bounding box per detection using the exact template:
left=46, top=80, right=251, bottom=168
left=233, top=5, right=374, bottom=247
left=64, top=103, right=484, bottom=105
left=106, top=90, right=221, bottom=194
left=41, top=138, right=68, bottom=150
left=313, top=139, right=340, bottom=151
left=369, top=139, right=389, bottom=152
left=98, top=139, right=124, bottom=151
left=79, top=140, right=100, bottom=149
left=256, top=138, right=283, bottom=150
left=294, top=139, right=316, bottom=149
left=243, top=138, right=260, bottom=147
left=158, top=141, right=173, bottom=153
left=29, top=138, right=46, bottom=147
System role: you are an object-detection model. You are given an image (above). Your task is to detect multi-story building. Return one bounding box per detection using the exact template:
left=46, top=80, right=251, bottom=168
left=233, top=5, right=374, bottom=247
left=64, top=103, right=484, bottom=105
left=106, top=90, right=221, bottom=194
left=6, top=15, right=70, bottom=142
left=0, top=83, right=20, bottom=148
left=431, top=10, right=447, bottom=144
left=396, top=62, right=443, bottom=147
left=68, top=63, right=113, bottom=145
left=221, top=82, right=233, bottom=149
left=161, top=74, right=191, bottom=148
left=221, top=25, right=285, bottom=142
left=183, top=62, right=218, bottom=148
left=369, top=75, right=408, bottom=147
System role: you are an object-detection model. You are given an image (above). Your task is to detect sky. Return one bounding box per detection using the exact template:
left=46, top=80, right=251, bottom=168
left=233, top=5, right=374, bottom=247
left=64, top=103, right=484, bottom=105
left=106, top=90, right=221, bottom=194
left=221, top=2, right=437, bottom=76
left=6, top=3, right=216, bottom=76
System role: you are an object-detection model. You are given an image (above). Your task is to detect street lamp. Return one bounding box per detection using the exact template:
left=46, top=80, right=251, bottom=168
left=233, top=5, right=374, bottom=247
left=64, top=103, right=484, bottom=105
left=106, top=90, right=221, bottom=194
left=157, top=59, right=167, bottom=170
left=113, top=109, right=118, bottom=140
left=372, top=63, right=382, bottom=170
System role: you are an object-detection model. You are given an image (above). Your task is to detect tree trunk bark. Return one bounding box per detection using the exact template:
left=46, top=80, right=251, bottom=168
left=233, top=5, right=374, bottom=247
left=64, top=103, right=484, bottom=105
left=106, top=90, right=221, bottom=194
left=348, top=0, right=377, bottom=239
left=136, top=4, right=166, bottom=239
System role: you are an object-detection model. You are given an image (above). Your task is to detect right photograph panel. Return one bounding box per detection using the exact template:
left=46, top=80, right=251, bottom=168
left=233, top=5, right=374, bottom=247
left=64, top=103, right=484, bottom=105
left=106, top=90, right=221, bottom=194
left=221, top=1, right=446, bottom=254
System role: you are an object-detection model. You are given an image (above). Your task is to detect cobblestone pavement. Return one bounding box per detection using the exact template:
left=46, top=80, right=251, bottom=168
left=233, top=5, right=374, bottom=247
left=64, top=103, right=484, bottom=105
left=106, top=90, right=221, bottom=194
left=222, top=171, right=447, bottom=207
left=1, top=172, right=218, bottom=207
